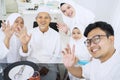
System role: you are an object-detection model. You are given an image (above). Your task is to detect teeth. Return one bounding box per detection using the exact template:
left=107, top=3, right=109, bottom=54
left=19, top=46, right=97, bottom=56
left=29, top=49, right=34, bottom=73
left=92, top=48, right=98, bottom=52
left=41, top=23, right=45, bottom=25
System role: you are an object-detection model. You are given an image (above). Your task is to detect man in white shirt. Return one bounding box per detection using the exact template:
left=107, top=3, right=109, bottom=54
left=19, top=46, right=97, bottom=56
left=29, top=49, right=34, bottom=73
left=21, top=6, right=62, bottom=80
left=62, top=21, right=120, bottom=80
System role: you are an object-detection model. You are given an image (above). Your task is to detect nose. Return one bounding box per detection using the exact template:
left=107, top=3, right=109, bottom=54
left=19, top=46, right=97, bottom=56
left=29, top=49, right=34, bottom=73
left=40, top=18, right=46, bottom=23
left=89, top=41, right=96, bottom=47
left=17, top=23, right=23, bottom=28
left=66, top=9, right=70, bottom=14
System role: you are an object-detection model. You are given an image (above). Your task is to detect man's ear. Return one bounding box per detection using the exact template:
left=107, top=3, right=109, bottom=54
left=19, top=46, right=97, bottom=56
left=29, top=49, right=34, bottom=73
left=109, top=36, right=114, bottom=42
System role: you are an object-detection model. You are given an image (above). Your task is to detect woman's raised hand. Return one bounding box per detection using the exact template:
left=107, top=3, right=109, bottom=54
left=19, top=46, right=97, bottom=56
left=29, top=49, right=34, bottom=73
left=57, top=22, right=69, bottom=34
left=15, top=26, right=31, bottom=46
left=1, top=21, right=14, bottom=39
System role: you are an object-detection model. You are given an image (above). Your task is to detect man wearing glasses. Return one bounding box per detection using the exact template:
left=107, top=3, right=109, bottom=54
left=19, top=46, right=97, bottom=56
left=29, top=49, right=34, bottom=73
left=62, top=21, right=120, bottom=80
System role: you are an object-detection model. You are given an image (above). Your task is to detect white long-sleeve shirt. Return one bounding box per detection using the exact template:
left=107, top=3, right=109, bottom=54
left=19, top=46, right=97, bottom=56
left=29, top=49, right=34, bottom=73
left=0, top=29, right=22, bottom=63
left=0, top=36, right=9, bottom=60
left=82, top=50, right=120, bottom=80
left=20, top=27, right=62, bottom=63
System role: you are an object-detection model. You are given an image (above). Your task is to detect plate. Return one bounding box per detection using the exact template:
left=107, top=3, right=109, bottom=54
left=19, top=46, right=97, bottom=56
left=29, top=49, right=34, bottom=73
left=3, top=61, right=39, bottom=80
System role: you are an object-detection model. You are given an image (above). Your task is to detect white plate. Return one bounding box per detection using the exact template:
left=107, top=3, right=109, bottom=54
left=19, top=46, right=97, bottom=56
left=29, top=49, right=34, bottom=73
left=9, top=65, right=34, bottom=80
left=3, top=61, right=39, bottom=80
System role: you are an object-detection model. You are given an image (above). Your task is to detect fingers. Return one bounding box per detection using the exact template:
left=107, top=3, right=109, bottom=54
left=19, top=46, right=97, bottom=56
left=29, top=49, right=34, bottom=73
left=67, top=44, right=75, bottom=61
left=62, top=47, right=68, bottom=56
left=66, top=44, right=72, bottom=54
left=62, top=51, right=65, bottom=56
left=7, top=21, right=10, bottom=28
left=57, top=22, right=64, bottom=28
left=27, top=34, right=32, bottom=42
left=1, top=21, right=11, bottom=32
left=1, top=20, right=6, bottom=31
left=72, top=44, right=75, bottom=56
left=15, top=32, right=20, bottom=37
left=1, top=24, right=6, bottom=31
left=62, top=44, right=73, bottom=56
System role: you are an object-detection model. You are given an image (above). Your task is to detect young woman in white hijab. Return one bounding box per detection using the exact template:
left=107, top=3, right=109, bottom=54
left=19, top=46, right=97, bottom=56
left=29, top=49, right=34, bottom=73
left=0, top=13, right=31, bottom=63
left=69, top=27, right=91, bottom=63
left=68, top=27, right=92, bottom=80
left=58, top=0, right=95, bottom=34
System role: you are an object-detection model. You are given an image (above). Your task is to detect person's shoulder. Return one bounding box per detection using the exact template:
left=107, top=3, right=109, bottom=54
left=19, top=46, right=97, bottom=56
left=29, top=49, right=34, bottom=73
left=114, top=49, right=120, bottom=59
left=31, top=27, right=39, bottom=32
left=49, top=27, right=59, bottom=34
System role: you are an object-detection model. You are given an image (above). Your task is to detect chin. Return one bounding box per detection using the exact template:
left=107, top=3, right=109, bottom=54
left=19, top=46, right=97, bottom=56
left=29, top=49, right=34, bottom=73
left=93, top=55, right=101, bottom=59
left=69, top=15, right=73, bottom=18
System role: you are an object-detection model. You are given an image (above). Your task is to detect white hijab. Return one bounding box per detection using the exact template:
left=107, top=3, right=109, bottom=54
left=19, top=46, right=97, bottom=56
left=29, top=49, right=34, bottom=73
left=60, top=0, right=95, bottom=34
left=6, top=13, right=22, bottom=26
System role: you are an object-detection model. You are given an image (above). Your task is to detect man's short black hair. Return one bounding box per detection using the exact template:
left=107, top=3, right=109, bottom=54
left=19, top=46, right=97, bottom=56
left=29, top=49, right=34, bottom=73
left=84, top=21, right=114, bottom=37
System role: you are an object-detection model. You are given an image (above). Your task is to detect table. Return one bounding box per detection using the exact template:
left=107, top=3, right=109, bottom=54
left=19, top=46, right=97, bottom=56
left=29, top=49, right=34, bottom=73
left=0, top=63, right=69, bottom=80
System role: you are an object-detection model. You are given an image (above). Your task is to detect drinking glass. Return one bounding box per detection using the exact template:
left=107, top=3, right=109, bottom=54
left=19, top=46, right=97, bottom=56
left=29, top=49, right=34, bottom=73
left=29, top=71, right=40, bottom=80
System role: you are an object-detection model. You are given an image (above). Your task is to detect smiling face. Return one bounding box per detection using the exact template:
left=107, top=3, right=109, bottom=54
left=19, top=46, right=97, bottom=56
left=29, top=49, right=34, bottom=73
left=36, top=12, right=51, bottom=33
left=72, top=27, right=82, bottom=40
left=86, top=28, right=115, bottom=62
left=60, top=3, right=75, bottom=18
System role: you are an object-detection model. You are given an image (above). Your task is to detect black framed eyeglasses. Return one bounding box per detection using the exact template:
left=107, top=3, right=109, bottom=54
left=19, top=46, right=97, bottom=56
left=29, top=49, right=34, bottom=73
left=84, top=35, right=109, bottom=47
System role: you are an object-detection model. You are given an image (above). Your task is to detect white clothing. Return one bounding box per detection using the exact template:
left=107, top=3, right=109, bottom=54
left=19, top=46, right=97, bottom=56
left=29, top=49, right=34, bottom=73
left=6, top=13, right=21, bottom=26
left=20, top=27, right=62, bottom=63
left=69, top=37, right=91, bottom=80
left=69, top=37, right=91, bottom=61
left=59, top=0, right=95, bottom=51
left=60, top=0, right=95, bottom=34
left=0, top=30, right=9, bottom=60
left=82, top=50, right=120, bottom=80
left=0, top=30, right=22, bottom=63
left=0, top=13, right=23, bottom=63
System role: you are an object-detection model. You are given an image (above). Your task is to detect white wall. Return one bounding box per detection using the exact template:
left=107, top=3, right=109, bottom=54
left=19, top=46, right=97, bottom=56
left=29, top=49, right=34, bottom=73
left=1, top=0, right=119, bottom=28
left=75, top=0, right=120, bottom=49
left=0, top=0, right=6, bottom=16
left=75, top=0, right=119, bottom=23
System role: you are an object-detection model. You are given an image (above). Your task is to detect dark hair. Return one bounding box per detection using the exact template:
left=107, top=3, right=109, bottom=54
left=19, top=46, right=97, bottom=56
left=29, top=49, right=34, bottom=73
left=84, top=21, right=114, bottom=37
left=73, top=27, right=79, bottom=30
left=60, top=3, right=66, bottom=7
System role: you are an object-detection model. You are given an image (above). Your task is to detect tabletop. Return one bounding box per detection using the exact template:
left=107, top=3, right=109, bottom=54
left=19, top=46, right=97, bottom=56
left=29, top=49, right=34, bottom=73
left=0, top=62, right=69, bottom=80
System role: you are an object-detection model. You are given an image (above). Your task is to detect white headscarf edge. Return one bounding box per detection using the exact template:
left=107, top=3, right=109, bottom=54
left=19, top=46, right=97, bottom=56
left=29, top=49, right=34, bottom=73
left=59, top=0, right=79, bottom=19
left=6, top=13, right=22, bottom=26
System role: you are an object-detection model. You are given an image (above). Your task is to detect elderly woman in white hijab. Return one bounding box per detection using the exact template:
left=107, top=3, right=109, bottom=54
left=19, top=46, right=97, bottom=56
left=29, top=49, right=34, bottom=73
left=0, top=13, right=31, bottom=63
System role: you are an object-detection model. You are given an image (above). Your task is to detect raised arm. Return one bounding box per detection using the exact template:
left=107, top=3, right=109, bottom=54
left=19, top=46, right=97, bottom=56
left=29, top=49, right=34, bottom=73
left=62, top=44, right=83, bottom=78
left=1, top=21, right=14, bottom=49
left=15, top=26, right=31, bottom=53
